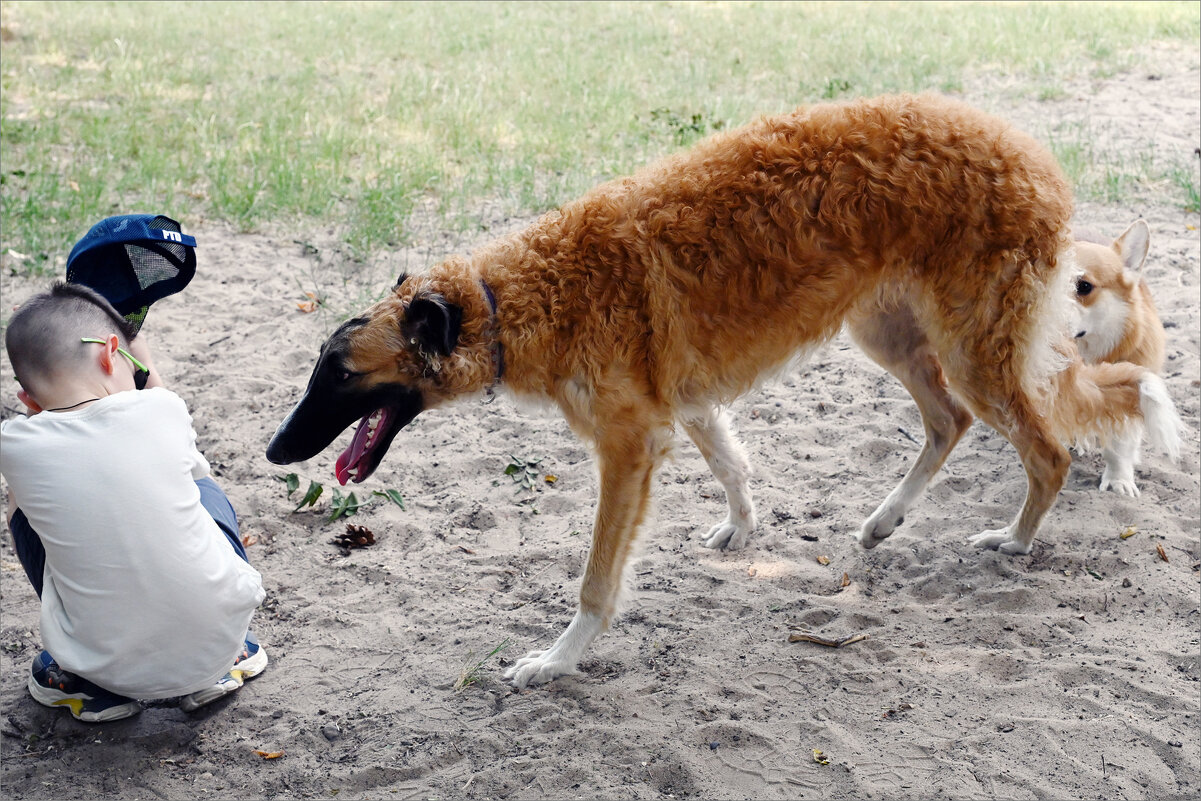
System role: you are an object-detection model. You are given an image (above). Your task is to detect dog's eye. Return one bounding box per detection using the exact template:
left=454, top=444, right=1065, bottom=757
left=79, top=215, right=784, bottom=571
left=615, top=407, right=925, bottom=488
left=1076, top=279, right=1093, bottom=297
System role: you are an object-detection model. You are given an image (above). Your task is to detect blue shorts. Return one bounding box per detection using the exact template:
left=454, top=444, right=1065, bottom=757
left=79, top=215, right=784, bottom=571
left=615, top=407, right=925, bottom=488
left=9, top=477, right=247, bottom=599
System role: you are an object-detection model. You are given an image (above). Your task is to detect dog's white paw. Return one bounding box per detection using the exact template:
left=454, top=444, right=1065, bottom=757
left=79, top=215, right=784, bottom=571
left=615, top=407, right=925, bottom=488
left=857, top=509, right=904, bottom=549
left=1099, top=468, right=1140, bottom=497
left=969, top=527, right=1032, bottom=555
left=701, top=516, right=752, bottom=550
left=504, top=649, right=581, bottom=689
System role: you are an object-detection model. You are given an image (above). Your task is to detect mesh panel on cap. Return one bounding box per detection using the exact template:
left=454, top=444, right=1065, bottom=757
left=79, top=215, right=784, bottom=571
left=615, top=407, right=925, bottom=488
left=126, top=243, right=183, bottom=291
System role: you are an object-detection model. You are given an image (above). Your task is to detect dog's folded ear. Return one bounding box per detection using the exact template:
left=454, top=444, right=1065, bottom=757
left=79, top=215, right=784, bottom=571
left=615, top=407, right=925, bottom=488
left=403, top=293, right=462, bottom=357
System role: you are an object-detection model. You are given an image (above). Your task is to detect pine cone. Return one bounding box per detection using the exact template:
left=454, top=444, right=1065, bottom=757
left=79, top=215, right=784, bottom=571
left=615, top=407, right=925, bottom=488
left=331, top=523, right=376, bottom=553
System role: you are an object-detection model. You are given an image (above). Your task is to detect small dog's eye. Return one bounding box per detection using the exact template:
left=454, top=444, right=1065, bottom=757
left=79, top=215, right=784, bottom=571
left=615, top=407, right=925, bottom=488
left=1076, top=279, right=1093, bottom=297
left=338, top=371, right=352, bottom=382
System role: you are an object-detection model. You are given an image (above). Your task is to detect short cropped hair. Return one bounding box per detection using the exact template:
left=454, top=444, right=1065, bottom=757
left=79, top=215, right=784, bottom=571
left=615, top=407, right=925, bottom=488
left=6, top=282, right=135, bottom=393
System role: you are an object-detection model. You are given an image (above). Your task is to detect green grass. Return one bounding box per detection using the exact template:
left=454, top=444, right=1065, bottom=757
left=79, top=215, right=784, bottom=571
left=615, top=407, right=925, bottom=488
left=2, top=1, right=1198, bottom=275
left=1043, top=117, right=1198, bottom=208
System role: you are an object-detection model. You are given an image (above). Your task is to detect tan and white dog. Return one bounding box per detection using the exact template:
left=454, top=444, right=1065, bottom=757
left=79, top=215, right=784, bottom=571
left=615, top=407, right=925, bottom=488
left=1072, top=220, right=1167, bottom=496
left=268, top=95, right=1182, bottom=687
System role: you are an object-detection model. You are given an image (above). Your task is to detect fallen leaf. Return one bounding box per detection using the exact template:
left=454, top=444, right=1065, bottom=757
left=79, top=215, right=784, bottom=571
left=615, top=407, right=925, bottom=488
left=840, top=571, right=850, bottom=587
left=1120, top=526, right=1137, bottom=540
left=253, top=749, right=285, bottom=759
left=544, top=474, right=558, bottom=485
left=816, top=555, right=830, bottom=565
left=747, top=566, right=757, bottom=577
left=241, top=534, right=259, bottom=548
left=812, top=748, right=830, bottom=765
left=297, top=300, right=318, bottom=313
left=305, top=291, right=318, bottom=300
left=1156, top=543, right=1168, bottom=563
left=69, top=181, right=80, bottom=192
left=457, top=545, right=476, bottom=555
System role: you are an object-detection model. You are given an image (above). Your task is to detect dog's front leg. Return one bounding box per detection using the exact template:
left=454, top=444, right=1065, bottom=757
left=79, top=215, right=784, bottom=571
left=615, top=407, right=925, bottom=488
left=506, top=418, right=664, bottom=688
left=1099, top=428, right=1142, bottom=497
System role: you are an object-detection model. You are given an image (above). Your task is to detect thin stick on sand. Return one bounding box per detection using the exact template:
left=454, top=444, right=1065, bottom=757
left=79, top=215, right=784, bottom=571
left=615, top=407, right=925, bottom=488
left=787, top=632, right=871, bottom=648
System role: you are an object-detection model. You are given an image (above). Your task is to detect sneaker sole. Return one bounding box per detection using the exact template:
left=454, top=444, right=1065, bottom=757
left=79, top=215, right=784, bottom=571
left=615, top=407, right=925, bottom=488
left=27, top=676, right=141, bottom=723
left=179, top=675, right=241, bottom=713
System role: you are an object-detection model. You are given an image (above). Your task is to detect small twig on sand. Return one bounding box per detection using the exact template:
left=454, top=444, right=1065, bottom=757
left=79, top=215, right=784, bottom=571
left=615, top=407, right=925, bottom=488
left=787, top=632, right=871, bottom=648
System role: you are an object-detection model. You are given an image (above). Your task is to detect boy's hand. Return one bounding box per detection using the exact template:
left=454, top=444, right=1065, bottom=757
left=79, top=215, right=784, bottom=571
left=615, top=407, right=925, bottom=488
left=126, top=334, right=165, bottom=390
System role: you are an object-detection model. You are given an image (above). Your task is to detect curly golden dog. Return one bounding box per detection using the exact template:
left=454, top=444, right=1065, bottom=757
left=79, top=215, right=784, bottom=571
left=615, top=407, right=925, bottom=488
left=267, top=94, right=1181, bottom=687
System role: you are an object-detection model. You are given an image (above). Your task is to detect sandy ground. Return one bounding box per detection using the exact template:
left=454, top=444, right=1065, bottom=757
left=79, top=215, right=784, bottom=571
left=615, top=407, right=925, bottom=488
left=1, top=60, right=1198, bottom=800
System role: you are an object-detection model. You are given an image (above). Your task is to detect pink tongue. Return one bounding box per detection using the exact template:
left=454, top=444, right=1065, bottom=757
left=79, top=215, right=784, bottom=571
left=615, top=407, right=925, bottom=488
left=335, top=413, right=375, bottom=485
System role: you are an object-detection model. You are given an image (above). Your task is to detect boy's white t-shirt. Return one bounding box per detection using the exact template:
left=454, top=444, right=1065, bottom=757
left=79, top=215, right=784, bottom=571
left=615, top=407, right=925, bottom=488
left=0, top=388, right=265, bottom=699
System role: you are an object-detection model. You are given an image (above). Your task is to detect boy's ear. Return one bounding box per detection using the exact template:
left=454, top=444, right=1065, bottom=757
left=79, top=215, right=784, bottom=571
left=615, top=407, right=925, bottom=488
left=96, top=334, right=120, bottom=376
left=402, top=294, right=462, bottom=357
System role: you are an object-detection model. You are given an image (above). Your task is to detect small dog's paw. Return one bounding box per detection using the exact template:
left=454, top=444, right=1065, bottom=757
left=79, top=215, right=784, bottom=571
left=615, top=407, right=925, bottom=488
left=701, top=517, right=752, bottom=550
left=969, top=528, right=1032, bottom=555
left=1099, top=470, right=1140, bottom=497
left=503, top=649, right=580, bottom=689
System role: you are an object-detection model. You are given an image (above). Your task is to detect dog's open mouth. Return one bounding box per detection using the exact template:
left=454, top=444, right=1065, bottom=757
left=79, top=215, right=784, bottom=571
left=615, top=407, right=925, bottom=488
left=335, top=407, right=398, bottom=485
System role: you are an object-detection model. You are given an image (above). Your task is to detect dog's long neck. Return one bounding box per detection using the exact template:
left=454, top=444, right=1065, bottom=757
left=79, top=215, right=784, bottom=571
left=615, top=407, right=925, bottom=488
left=463, top=215, right=619, bottom=404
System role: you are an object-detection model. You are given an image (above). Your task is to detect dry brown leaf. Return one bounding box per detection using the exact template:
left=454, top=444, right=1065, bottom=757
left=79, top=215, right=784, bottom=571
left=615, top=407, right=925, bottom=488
left=747, top=566, right=757, bottom=577
left=253, top=749, right=285, bottom=759
left=241, top=534, right=259, bottom=548
left=297, top=300, right=318, bottom=313
left=1120, top=526, right=1137, bottom=540
left=544, top=474, right=558, bottom=485
left=1156, top=543, right=1169, bottom=563
left=840, top=571, right=850, bottom=587
left=816, top=555, right=830, bottom=565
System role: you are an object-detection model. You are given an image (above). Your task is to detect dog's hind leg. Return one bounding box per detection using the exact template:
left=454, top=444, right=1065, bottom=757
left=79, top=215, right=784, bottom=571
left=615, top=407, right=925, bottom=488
left=505, top=412, right=669, bottom=688
left=967, top=404, right=1071, bottom=555
left=848, top=304, right=974, bottom=549
left=683, top=408, right=756, bottom=550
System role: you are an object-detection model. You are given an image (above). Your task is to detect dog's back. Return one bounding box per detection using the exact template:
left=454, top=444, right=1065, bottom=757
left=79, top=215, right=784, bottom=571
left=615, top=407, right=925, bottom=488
left=498, top=94, right=1075, bottom=409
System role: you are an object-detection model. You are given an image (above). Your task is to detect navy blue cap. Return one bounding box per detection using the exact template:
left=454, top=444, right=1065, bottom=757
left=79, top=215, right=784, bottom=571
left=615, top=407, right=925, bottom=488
left=66, top=214, right=196, bottom=335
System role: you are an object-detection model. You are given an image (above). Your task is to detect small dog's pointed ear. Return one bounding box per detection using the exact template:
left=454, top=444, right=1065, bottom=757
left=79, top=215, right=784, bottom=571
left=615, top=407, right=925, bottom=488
left=395, top=272, right=409, bottom=289
left=1114, top=219, right=1150, bottom=273
left=403, top=294, right=462, bottom=357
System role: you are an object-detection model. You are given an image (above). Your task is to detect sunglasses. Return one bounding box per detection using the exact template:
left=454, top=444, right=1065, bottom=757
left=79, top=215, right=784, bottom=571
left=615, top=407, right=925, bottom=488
left=81, top=337, right=150, bottom=390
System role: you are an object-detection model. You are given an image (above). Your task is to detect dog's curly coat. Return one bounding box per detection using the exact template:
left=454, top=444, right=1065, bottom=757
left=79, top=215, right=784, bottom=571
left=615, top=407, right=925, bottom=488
left=268, top=94, right=1181, bottom=687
